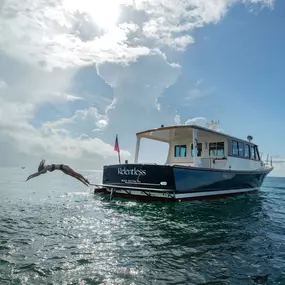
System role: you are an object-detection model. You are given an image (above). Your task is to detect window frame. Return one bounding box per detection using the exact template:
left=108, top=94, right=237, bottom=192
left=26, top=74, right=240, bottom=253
left=254, top=146, right=260, bottom=161
left=209, top=142, right=225, bottom=157
left=230, top=140, right=260, bottom=161
left=244, top=144, right=250, bottom=158
left=174, top=144, right=187, bottom=158
left=238, top=141, right=245, bottom=157
left=232, top=140, right=239, bottom=156
left=250, top=145, right=255, bottom=160
left=191, top=143, right=202, bottom=157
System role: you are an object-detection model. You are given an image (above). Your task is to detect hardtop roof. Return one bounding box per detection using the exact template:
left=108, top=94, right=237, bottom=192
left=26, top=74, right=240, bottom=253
left=136, top=124, right=258, bottom=146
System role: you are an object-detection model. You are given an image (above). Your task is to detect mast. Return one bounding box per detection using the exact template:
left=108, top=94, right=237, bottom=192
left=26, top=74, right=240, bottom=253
left=206, top=120, right=220, bottom=130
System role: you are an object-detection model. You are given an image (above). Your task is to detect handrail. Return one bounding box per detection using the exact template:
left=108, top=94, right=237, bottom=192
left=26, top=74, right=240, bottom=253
left=264, top=154, right=273, bottom=167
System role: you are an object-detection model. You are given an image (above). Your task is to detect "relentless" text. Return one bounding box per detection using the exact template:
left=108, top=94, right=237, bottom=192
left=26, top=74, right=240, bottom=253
left=117, top=167, right=147, bottom=176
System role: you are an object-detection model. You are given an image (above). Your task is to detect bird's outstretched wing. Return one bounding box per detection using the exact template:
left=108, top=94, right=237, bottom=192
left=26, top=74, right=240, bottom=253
left=72, top=175, right=90, bottom=186
left=62, top=169, right=90, bottom=186
left=38, top=159, right=46, bottom=172
left=26, top=161, right=48, bottom=181
left=26, top=171, right=44, bottom=181
left=59, top=165, right=90, bottom=186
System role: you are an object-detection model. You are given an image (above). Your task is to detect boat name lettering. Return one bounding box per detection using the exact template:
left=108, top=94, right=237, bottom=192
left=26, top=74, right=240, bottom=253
left=117, top=167, right=146, bottom=176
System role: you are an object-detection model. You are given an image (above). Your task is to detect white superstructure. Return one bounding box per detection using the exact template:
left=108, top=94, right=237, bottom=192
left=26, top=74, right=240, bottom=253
left=134, top=124, right=273, bottom=172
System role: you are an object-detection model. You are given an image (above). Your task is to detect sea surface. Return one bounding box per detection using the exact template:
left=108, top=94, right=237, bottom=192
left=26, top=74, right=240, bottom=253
left=0, top=167, right=285, bottom=285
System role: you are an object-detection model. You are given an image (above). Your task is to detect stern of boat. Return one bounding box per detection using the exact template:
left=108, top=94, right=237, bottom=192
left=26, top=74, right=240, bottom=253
left=96, top=164, right=176, bottom=200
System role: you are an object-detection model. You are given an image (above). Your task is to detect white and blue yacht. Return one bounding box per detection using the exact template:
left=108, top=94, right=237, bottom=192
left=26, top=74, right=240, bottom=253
left=95, top=123, right=273, bottom=201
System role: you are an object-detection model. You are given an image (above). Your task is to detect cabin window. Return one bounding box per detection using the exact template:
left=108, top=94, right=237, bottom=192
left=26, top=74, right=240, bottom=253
left=245, top=144, right=250, bottom=158
left=191, top=143, right=202, bottom=157
left=238, top=142, right=244, bottom=157
left=174, top=145, right=187, bottom=157
left=250, top=145, right=255, bottom=160
left=255, top=146, right=260, bottom=160
left=232, top=140, right=239, bottom=156
left=249, top=145, right=260, bottom=160
left=209, top=142, right=224, bottom=157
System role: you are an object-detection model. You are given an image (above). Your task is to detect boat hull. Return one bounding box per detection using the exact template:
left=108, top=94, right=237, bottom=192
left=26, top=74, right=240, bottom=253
left=95, top=164, right=272, bottom=201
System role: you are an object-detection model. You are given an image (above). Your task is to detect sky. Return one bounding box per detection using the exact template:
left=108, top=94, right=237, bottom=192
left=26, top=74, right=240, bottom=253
left=0, top=0, right=284, bottom=176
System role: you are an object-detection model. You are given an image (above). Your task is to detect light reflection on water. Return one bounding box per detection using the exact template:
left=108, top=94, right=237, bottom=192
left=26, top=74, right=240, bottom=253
left=0, top=168, right=284, bottom=284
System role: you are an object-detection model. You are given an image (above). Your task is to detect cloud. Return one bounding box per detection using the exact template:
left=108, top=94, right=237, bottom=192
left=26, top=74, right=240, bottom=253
left=42, top=107, right=108, bottom=137
left=185, top=117, right=208, bottom=127
left=173, top=115, right=225, bottom=133
left=0, top=0, right=150, bottom=70
left=0, top=79, right=7, bottom=89
left=268, top=156, right=285, bottom=177
left=0, top=100, right=130, bottom=168
left=49, top=92, right=83, bottom=102
left=0, top=0, right=275, bottom=171
left=96, top=53, right=181, bottom=136
left=180, top=117, right=224, bottom=133
left=0, top=0, right=275, bottom=69
left=183, top=80, right=215, bottom=103
left=0, top=55, right=129, bottom=168
left=271, top=155, right=285, bottom=165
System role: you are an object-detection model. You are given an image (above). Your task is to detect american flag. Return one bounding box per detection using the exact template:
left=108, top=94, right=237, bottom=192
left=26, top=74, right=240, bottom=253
left=114, top=134, right=120, bottom=153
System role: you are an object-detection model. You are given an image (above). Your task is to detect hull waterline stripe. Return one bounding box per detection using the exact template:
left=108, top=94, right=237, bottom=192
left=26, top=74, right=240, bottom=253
left=100, top=183, right=174, bottom=192
left=175, top=187, right=260, bottom=199
left=98, top=185, right=260, bottom=199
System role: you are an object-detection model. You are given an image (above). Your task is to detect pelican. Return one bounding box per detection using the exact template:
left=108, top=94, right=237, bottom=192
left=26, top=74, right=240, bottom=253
left=26, top=160, right=90, bottom=186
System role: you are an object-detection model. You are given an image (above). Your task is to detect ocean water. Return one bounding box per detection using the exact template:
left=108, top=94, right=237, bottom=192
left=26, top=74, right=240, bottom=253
left=0, top=167, right=285, bottom=285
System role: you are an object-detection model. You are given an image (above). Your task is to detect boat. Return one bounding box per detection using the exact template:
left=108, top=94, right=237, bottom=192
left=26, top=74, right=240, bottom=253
left=94, top=123, right=273, bottom=201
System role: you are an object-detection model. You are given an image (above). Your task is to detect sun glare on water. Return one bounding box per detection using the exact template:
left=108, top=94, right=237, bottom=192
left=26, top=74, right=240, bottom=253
left=65, top=0, right=121, bottom=30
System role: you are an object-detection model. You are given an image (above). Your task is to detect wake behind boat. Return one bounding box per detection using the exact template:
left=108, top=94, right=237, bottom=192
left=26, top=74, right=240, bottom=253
left=95, top=123, right=273, bottom=201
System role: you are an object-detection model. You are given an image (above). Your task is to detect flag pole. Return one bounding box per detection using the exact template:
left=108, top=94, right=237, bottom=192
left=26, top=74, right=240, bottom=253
left=118, top=150, right=121, bottom=164
left=114, top=134, right=121, bottom=164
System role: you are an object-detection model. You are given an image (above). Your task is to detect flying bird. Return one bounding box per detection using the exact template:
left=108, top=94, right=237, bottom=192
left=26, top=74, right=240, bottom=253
left=26, top=160, right=90, bottom=186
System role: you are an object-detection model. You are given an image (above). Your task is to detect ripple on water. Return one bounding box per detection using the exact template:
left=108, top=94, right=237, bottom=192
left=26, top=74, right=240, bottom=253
left=1, top=173, right=285, bottom=284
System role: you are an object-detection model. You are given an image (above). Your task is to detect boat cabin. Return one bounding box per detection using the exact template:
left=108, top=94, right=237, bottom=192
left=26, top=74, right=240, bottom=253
left=134, top=125, right=263, bottom=171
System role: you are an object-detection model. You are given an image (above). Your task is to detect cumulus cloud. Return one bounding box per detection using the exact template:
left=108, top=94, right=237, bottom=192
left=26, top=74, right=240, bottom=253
left=175, top=116, right=225, bottom=133
left=96, top=53, right=181, bottom=138
left=0, top=96, right=127, bottom=168
left=0, top=0, right=150, bottom=70
left=0, top=55, right=129, bottom=168
left=0, top=0, right=275, bottom=69
left=42, top=107, right=108, bottom=137
left=0, top=0, right=275, bottom=170
left=185, top=117, right=208, bottom=127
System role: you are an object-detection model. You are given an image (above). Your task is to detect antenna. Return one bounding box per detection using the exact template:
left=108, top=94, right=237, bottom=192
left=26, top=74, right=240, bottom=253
left=206, top=120, right=220, bottom=130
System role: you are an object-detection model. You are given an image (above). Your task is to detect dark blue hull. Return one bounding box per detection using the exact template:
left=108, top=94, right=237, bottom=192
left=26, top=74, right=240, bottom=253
left=96, top=164, right=272, bottom=201
left=173, top=166, right=268, bottom=193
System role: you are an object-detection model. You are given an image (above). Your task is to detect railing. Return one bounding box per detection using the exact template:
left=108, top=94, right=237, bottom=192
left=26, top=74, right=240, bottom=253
left=170, top=155, right=274, bottom=169
left=263, top=154, right=273, bottom=168
left=167, top=157, right=228, bottom=169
